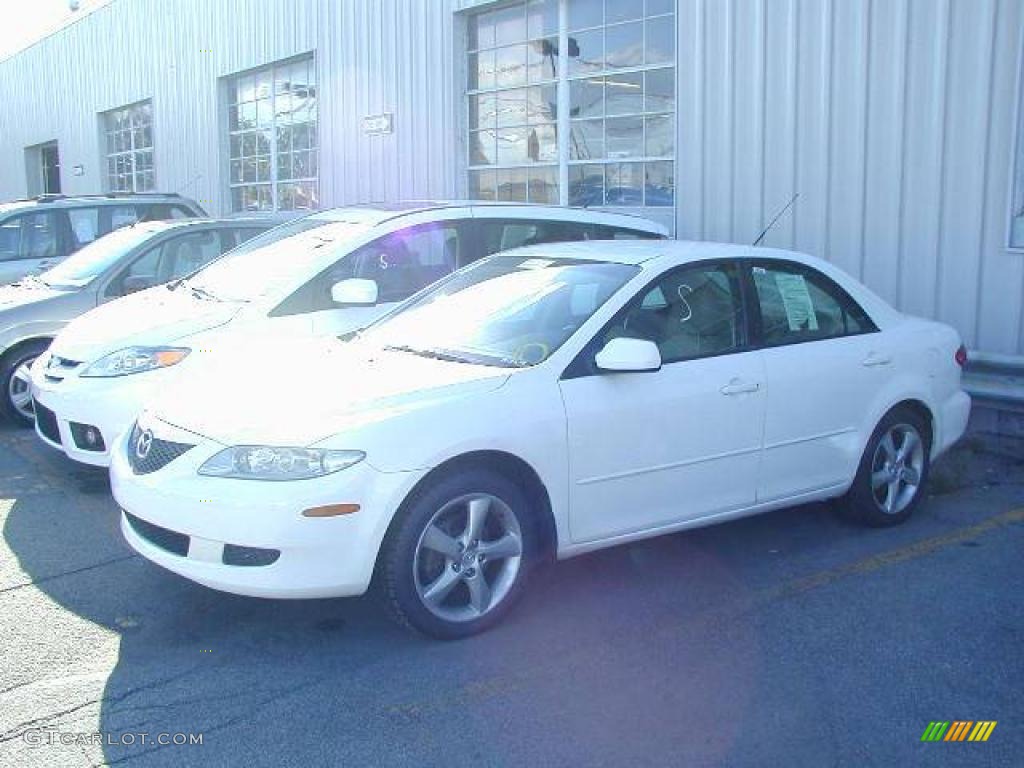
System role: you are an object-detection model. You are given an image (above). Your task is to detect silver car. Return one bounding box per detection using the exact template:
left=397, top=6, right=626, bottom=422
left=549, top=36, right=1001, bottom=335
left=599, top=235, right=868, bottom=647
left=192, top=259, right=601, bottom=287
left=0, top=193, right=206, bottom=285
left=0, top=217, right=275, bottom=425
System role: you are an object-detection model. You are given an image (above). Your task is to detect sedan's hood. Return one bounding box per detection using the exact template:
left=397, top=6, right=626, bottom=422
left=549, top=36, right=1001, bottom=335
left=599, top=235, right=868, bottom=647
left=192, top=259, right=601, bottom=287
left=51, top=286, right=243, bottom=363
left=0, top=283, right=67, bottom=310
left=149, top=336, right=511, bottom=446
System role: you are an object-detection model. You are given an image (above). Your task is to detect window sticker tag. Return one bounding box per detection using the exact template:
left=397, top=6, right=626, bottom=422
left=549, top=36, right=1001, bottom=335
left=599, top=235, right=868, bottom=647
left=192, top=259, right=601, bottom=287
left=774, top=273, right=818, bottom=331
left=518, top=258, right=554, bottom=270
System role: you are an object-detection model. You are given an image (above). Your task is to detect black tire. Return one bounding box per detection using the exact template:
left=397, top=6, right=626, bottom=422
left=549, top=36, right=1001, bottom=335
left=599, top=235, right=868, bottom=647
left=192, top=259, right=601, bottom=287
left=380, top=468, right=538, bottom=639
left=840, top=406, right=931, bottom=527
left=0, top=340, right=50, bottom=427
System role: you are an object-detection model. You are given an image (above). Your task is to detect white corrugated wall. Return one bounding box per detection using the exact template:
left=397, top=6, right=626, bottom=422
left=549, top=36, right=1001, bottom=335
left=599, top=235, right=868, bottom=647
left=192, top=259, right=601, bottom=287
left=0, top=0, right=1022, bottom=356
left=677, top=0, right=1024, bottom=357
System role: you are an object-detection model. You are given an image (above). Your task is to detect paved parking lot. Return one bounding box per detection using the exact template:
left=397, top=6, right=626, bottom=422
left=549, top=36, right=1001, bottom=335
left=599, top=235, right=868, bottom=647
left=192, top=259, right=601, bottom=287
left=0, top=424, right=1021, bottom=767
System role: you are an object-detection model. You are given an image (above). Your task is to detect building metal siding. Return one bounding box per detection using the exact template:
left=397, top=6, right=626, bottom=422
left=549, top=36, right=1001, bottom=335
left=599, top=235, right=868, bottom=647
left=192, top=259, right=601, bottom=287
left=0, top=0, right=1022, bottom=357
left=677, top=0, right=1024, bottom=358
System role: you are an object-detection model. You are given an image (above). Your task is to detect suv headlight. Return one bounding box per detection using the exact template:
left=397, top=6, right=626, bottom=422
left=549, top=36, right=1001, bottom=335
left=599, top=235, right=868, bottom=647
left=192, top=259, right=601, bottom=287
left=81, top=347, right=190, bottom=377
left=198, top=446, right=365, bottom=481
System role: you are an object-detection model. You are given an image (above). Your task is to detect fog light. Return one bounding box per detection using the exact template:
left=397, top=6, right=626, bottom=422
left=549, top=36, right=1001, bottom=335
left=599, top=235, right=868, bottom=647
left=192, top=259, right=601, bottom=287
left=69, top=422, right=106, bottom=452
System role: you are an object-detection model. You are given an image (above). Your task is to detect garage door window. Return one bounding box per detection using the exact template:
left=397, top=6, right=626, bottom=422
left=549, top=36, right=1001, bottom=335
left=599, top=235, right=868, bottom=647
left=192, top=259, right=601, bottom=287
left=227, top=56, right=318, bottom=213
left=103, top=101, right=154, bottom=193
left=465, top=0, right=676, bottom=213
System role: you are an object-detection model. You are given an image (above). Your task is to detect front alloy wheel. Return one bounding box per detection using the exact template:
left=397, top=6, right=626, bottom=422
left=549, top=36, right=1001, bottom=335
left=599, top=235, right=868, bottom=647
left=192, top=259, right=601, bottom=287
left=414, top=493, right=524, bottom=623
left=381, top=469, right=535, bottom=639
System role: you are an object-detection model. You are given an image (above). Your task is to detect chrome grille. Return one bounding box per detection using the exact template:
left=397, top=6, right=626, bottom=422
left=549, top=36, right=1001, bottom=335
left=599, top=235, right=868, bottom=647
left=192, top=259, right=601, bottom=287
left=126, top=422, right=194, bottom=474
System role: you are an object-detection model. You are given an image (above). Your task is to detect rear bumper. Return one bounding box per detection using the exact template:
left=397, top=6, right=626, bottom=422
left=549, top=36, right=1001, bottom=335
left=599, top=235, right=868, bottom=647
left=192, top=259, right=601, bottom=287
left=935, top=390, right=971, bottom=458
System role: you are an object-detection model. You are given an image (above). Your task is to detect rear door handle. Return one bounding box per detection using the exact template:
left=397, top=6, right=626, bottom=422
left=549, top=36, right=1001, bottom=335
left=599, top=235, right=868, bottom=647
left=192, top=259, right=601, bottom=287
left=720, top=379, right=761, bottom=396
left=862, top=352, right=893, bottom=367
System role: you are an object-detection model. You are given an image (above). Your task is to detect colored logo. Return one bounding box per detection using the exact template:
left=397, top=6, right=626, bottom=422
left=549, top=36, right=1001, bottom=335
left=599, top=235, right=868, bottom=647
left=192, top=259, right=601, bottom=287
left=921, top=721, right=997, bottom=742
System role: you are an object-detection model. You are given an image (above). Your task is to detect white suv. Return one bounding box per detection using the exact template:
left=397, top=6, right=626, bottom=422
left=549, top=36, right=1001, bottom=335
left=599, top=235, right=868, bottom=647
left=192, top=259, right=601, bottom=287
left=31, top=203, right=666, bottom=466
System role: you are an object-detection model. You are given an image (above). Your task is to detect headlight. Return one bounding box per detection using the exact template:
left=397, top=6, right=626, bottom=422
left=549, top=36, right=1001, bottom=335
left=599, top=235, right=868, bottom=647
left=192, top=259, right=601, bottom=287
left=198, top=446, right=366, bottom=481
left=81, top=347, right=190, bottom=377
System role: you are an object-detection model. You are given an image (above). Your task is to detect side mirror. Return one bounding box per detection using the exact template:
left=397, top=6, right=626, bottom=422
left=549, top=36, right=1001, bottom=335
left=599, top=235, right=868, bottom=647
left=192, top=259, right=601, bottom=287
left=122, top=275, right=155, bottom=295
left=331, top=278, right=378, bottom=307
left=594, top=337, right=662, bottom=373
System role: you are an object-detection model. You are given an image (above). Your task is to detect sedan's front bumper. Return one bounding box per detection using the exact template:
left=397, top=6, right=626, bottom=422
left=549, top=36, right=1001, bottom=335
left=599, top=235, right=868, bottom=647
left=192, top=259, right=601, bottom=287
left=110, top=422, right=419, bottom=598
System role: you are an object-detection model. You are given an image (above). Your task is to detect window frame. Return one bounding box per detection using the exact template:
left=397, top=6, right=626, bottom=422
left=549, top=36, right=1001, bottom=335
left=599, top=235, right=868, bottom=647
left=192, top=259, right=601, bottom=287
left=225, top=54, right=319, bottom=214
left=742, top=259, right=879, bottom=349
left=102, top=100, right=155, bottom=194
left=562, top=257, right=752, bottom=379
left=463, top=0, right=678, bottom=214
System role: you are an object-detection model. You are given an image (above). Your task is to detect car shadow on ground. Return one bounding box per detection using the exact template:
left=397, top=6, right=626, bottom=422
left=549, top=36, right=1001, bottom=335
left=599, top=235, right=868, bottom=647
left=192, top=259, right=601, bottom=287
left=3, top=423, right=1022, bottom=766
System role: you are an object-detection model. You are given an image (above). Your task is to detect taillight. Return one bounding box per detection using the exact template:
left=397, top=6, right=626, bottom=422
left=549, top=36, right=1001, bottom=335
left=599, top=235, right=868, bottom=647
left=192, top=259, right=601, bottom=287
left=955, top=344, right=968, bottom=368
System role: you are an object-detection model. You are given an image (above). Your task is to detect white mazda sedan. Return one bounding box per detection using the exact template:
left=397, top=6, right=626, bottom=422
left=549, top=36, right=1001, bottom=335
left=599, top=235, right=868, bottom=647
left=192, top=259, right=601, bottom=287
left=111, top=242, right=970, bottom=638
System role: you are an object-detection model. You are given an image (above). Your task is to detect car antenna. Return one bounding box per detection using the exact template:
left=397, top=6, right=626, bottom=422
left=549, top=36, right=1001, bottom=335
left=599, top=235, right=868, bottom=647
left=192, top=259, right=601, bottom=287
left=752, top=192, right=799, bottom=247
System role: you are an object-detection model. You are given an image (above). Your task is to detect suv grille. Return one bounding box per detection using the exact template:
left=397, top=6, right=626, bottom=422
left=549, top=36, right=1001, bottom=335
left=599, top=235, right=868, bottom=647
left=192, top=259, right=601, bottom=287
left=34, top=401, right=61, bottom=445
left=126, top=422, right=194, bottom=474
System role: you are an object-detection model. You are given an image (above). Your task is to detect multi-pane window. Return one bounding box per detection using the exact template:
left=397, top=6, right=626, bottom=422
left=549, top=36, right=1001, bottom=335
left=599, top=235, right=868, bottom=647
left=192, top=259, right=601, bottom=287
left=467, top=0, right=560, bottom=203
left=227, top=56, right=318, bottom=213
left=465, top=0, right=676, bottom=211
left=104, top=102, right=154, bottom=193
left=567, top=0, right=675, bottom=207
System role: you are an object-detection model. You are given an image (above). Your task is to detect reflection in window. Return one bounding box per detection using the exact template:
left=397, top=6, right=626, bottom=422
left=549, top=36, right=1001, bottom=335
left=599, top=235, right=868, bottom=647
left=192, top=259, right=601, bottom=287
left=227, top=56, right=318, bottom=213
left=103, top=101, right=154, bottom=193
left=467, top=0, right=675, bottom=210
left=568, top=0, right=676, bottom=207
left=467, top=0, right=559, bottom=204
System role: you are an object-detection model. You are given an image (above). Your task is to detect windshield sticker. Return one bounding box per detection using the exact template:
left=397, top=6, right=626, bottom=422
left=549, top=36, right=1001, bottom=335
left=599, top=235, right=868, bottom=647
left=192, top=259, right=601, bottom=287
left=774, top=273, right=819, bottom=331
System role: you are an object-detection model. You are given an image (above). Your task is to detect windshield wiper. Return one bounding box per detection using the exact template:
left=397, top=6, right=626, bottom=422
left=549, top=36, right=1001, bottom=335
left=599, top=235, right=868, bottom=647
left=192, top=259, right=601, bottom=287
left=190, top=286, right=221, bottom=302
left=383, top=344, right=525, bottom=368
left=382, top=344, right=477, bottom=364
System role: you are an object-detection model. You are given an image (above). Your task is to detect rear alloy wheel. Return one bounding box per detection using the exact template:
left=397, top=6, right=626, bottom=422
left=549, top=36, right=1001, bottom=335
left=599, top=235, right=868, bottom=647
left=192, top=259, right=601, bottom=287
left=842, top=408, right=931, bottom=527
left=0, top=341, right=49, bottom=427
left=381, top=469, right=535, bottom=639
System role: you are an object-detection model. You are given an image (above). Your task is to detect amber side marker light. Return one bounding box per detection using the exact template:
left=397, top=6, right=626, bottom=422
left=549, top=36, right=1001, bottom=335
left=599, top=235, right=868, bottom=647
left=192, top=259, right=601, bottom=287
left=302, top=504, right=361, bottom=518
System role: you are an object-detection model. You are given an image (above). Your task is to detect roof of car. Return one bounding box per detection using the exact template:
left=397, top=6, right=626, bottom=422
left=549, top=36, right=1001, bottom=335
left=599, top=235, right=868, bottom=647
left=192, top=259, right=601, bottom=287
left=498, top=240, right=816, bottom=266
left=304, top=202, right=668, bottom=233
left=0, top=193, right=196, bottom=212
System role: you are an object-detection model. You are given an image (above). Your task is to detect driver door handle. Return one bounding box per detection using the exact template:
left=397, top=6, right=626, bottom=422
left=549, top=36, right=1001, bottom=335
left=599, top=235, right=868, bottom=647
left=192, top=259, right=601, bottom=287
left=720, top=379, right=760, bottom=396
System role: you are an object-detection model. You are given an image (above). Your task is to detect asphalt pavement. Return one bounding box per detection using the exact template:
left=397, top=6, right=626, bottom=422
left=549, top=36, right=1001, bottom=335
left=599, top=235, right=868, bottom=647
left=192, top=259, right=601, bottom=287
left=1, top=425, right=1021, bottom=767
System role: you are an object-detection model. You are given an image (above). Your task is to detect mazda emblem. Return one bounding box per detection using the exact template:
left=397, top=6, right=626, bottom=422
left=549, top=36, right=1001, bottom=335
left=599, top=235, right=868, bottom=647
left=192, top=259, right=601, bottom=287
left=135, top=429, right=154, bottom=460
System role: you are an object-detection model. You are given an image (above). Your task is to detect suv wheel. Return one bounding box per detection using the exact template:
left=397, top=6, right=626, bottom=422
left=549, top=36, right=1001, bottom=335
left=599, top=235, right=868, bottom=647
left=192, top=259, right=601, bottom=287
left=0, top=341, right=49, bottom=427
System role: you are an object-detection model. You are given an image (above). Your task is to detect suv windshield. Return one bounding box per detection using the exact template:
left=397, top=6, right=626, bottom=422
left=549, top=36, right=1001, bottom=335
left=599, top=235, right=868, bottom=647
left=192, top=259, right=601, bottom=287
left=39, top=226, right=159, bottom=289
left=360, top=254, right=638, bottom=368
left=187, top=217, right=371, bottom=302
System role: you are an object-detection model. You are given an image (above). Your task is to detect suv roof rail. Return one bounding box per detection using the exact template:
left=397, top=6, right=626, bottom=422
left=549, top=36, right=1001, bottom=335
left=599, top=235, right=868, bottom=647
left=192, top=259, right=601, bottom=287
left=17, top=192, right=187, bottom=204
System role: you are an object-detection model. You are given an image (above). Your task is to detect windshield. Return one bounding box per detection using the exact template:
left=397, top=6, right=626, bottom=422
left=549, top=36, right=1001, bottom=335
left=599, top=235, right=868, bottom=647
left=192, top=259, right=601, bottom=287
left=359, top=255, right=639, bottom=368
left=39, top=226, right=158, bottom=289
left=187, top=217, right=372, bottom=302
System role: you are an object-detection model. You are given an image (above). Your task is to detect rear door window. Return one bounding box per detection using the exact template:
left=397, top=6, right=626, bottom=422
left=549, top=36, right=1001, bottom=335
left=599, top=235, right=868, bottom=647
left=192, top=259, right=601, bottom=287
left=749, top=262, right=876, bottom=346
left=67, top=208, right=101, bottom=250
left=105, top=205, right=141, bottom=233
left=478, top=219, right=593, bottom=257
